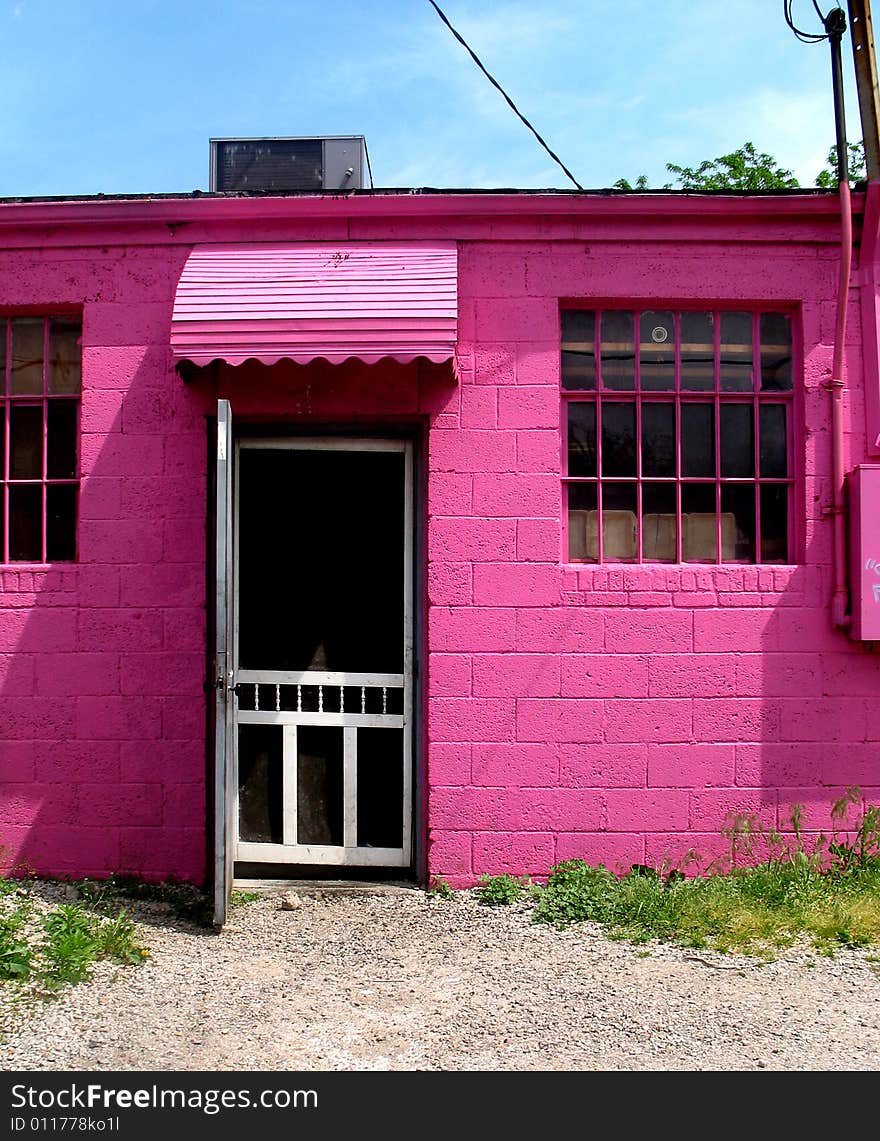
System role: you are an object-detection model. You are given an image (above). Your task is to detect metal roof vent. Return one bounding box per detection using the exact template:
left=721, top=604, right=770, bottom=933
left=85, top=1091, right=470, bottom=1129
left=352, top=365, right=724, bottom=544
left=209, top=136, right=367, bottom=193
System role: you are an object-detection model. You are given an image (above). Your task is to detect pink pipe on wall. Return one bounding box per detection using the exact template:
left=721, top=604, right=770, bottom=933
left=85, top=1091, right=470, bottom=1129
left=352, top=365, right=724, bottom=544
left=830, top=177, right=853, bottom=629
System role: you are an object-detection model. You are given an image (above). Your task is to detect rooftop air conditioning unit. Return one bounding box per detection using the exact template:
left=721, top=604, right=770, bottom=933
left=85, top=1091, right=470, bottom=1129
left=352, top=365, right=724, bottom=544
left=209, top=136, right=367, bottom=193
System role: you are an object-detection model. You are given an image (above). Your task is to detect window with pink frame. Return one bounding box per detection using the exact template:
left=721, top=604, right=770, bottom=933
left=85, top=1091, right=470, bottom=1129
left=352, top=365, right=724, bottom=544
left=561, top=307, right=794, bottom=564
left=1, top=316, right=81, bottom=563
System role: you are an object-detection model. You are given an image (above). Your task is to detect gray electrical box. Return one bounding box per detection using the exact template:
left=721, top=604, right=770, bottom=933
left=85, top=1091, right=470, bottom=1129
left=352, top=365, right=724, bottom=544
left=209, top=136, right=367, bottom=193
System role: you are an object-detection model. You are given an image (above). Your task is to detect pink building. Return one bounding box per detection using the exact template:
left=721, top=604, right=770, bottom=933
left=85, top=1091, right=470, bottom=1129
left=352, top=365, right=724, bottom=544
left=1, top=156, right=879, bottom=924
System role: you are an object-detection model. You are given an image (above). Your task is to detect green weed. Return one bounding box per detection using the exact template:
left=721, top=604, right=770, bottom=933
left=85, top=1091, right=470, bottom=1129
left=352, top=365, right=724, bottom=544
left=230, top=890, right=261, bottom=907
left=426, top=877, right=454, bottom=900
left=475, top=873, right=530, bottom=907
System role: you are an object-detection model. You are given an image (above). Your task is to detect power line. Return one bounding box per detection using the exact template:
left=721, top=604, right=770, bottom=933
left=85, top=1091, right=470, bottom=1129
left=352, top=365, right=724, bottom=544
left=783, top=0, right=840, bottom=42
left=426, top=0, right=583, bottom=190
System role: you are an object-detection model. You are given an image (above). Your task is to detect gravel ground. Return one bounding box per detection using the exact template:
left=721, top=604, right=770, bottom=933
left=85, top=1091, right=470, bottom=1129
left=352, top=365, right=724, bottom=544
left=2, top=881, right=880, bottom=1072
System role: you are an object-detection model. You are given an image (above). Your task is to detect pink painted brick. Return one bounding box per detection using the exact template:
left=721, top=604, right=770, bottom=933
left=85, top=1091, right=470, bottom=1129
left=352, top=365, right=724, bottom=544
left=497, top=386, right=559, bottom=429
left=163, top=609, right=205, bottom=651
left=735, top=743, right=824, bottom=787
left=693, top=698, right=780, bottom=742
left=515, top=430, right=560, bottom=473
left=515, top=607, right=602, bottom=652
left=0, top=653, right=34, bottom=695
left=34, top=741, right=119, bottom=783
left=427, top=831, right=473, bottom=876
left=555, top=832, right=646, bottom=874
left=472, top=563, right=560, bottom=607
left=162, top=519, right=206, bottom=563
left=162, top=696, right=205, bottom=741
left=471, top=743, right=558, bottom=787
left=428, top=743, right=471, bottom=786
left=605, top=611, right=692, bottom=653
left=430, top=698, right=515, bottom=743
left=430, top=429, right=516, bottom=473
left=428, top=654, right=472, bottom=697
left=35, top=653, right=119, bottom=697
left=427, top=562, right=472, bottom=606
left=120, top=740, right=202, bottom=784
left=430, top=517, right=516, bottom=561
left=688, top=788, right=776, bottom=833
left=75, top=783, right=163, bottom=827
left=427, top=472, right=472, bottom=516
left=649, top=654, right=736, bottom=697
left=777, top=697, right=868, bottom=742
left=605, top=699, right=692, bottom=743
left=472, top=832, right=554, bottom=877
left=0, top=783, right=77, bottom=826
left=735, top=653, right=822, bottom=697
left=516, top=518, right=560, bottom=561
left=120, top=565, right=204, bottom=608
left=80, top=432, right=164, bottom=477
left=693, top=609, right=779, bottom=653
left=777, top=787, right=862, bottom=834
left=472, top=473, right=558, bottom=517
left=514, top=342, right=558, bottom=386
left=76, top=696, right=162, bottom=741
left=163, top=783, right=206, bottom=825
left=78, top=609, right=164, bottom=652
left=79, top=477, right=122, bottom=519
left=118, top=826, right=204, bottom=880
left=472, top=653, right=560, bottom=697
left=648, top=744, right=735, bottom=788
left=431, top=607, right=516, bottom=652
left=431, top=787, right=602, bottom=831
left=474, top=299, right=555, bottom=341
left=560, top=743, right=647, bottom=788
left=561, top=654, right=648, bottom=698
left=605, top=789, right=689, bottom=832
left=77, top=567, right=121, bottom=607
left=0, top=609, right=77, bottom=653
left=516, top=698, right=603, bottom=743
left=80, top=389, right=125, bottom=434
left=818, top=743, right=880, bottom=786
left=79, top=520, right=163, bottom=564
left=1, top=743, right=35, bottom=781
left=121, top=651, right=204, bottom=696
left=822, top=651, right=880, bottom=695
left=460, top=385, right=498, bottom=428
left=4, top=698, right=75, bottom=740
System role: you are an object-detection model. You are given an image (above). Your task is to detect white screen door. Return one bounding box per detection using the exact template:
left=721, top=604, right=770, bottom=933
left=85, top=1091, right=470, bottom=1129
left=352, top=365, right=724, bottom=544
left=213, top=399, right=235, bottom=927
left=231, top=438, right=414, bottom=870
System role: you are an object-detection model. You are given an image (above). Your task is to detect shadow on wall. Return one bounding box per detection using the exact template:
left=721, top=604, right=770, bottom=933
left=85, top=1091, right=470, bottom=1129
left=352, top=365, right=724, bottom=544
left=0, top=326, right=455, bottom=884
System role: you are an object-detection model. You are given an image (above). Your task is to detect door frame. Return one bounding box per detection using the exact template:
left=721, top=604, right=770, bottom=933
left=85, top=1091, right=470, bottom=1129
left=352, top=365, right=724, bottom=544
left=229, top=432, right=419, bottom=873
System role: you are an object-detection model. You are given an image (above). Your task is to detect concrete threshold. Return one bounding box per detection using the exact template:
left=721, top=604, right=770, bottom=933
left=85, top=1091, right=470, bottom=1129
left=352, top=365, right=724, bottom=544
left=232, top=878, right=421, bottom=896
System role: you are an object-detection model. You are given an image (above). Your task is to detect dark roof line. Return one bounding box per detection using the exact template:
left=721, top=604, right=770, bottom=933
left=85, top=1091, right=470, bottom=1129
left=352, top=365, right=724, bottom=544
left=0, top=185, right=850, bottom=206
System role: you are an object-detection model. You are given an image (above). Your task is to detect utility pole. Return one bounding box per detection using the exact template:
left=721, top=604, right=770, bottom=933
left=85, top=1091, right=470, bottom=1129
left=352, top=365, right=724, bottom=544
left=848, top=0, right=880, bottom=178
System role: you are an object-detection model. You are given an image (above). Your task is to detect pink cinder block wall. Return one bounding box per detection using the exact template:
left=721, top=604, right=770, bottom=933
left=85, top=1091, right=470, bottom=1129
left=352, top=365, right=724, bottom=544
left=0, top=193, right=878, bottom=888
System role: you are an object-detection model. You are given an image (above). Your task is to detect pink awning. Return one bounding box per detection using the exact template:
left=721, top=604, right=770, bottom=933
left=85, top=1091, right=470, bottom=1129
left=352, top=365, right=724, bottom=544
left=170, top=241, right=457, bottom=368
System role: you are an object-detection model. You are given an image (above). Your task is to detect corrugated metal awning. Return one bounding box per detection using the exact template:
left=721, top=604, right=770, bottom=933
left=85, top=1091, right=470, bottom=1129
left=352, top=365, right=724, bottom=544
left=170, top=241, right=457, bottom=368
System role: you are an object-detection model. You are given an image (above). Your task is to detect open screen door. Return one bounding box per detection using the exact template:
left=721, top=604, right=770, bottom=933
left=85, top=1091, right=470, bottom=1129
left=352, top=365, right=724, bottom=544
left=213, top=399, right=234, bottom=928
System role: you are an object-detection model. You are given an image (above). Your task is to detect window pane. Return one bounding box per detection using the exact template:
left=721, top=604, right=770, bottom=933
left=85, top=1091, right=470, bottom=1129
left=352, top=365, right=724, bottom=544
left=46, top=485, right=77, bottom=561
left=11, top=319, right=44, bottom=395
left=49, top=318, right=82, bottom=395
left=567, top=482, right=597, bottom=561
left=760, top=313, right=792, bottom=391
left=761, top=484, right=789, bottom=562
left=640, top=310, right=675, bottom=391
left=759, top=404, right=787, bottom=478
left=682, top=484, right=717, bottom=562
left=720, top=312, right=753, bottom=391
left=680, top=311, right=715, bottom=391
left=600, top=311, right=635, bottom=390
left=567, top=402, right=597, bottom=476
left=601, top=402, right=636, bottom=476
left=297, top=726, right=344, bottom=846
left=602, top=483, right=637, bottom=560
left=642, top=482, right=677, bottom=561
left=681, top=403, right=714, bottom=477
left=10, top=405, right=42, bottom=479
left=720, top=403, right=754, bottom=477
left=642, top=402, right=675, bottom=477
left=721, top=485, right=756, bottom=562
left=561, top=309, right=596, bottom=391
left=357, top=728, right=404, bottom=849
left=47, top=402, right=78, bottom=480
left=238, top=724, right=283, bottom=844
left=9, top=484, right=42, bottom=561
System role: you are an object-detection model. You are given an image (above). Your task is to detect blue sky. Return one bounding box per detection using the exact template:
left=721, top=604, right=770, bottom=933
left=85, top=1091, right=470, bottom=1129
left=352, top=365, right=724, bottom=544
left=0, top=1, right=864, bottom=196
